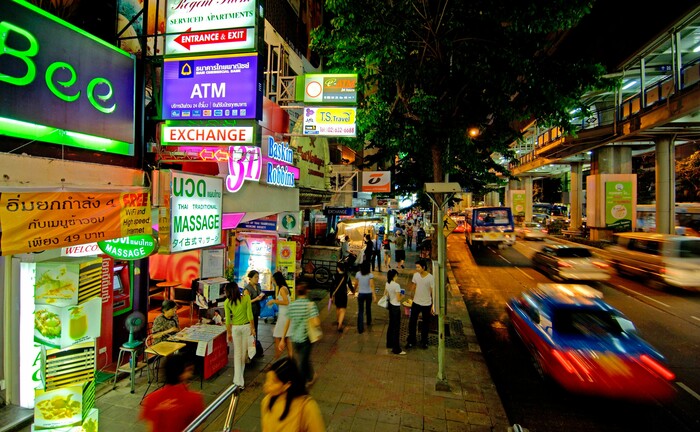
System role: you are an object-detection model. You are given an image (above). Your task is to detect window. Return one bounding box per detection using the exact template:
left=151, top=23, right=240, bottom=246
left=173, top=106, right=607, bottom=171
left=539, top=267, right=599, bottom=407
left=553, top=309, right=623, bottom=336
left=555, top=248, right=592, bottom=258
left=679, top=240, right=700, bottom=258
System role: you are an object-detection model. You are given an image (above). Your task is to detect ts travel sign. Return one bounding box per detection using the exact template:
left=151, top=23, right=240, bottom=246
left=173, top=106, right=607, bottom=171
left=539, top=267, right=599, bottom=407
left=303, top=107, right=356, bottom=137
left=162, top=54, right=262, bottom=120
left=0, top=0, right=135, bottom=155
left=165, top=0, right=258, bottom=55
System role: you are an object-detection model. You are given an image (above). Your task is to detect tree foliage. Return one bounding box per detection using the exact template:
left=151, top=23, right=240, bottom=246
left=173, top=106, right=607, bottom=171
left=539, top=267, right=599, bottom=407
left=312, top=0, right=615, bottom=197
left=677, top=150, right=700, bottom=201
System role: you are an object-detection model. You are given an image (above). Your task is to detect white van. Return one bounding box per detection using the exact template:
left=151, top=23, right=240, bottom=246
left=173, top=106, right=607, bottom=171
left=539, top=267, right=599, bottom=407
left=606, top=232, right=700, bottom=291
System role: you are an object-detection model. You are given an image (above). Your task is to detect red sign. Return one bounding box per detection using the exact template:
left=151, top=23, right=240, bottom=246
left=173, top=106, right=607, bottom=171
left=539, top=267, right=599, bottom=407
left=174, top=28, right=248, bottom=50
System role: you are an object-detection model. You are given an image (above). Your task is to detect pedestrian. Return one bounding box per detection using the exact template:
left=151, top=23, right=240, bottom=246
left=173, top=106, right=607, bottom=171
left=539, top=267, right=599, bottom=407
left=224, top=281, right=255, bottom=388
left=384, top=269, right=406, bottom=355
left=416, top=226, right=426, bottom=246
left=269, top=272, right=293, bottom=361
left=372, top=234, right=383, bottom=272
left=139, top=354, right=204, bottom=432
left=244, top=270, right=265, bottom=357
left=261, top=357, right=325, bottom=432
left=382, top=233, right=392, bottom=269
left=330, top=262, right=354, bottom=332
left=406, top=259, right=435, bottom=350
left=150, top=299, right=180, bottom=343
left=406, top=224, right=414, bottom=250
left=280, top=282, right=319, bottom=387
left=394, top=230, right=406, bottom=269
left=353, top=260, right=376, bottom=334
left=363, top=233, right=374, bottom=265
left=340, top=235, right=350, bottom=259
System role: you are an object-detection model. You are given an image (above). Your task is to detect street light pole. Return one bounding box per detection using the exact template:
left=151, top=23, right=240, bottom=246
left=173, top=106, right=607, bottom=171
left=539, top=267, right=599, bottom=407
left=424, top=182, right=461, bottom=392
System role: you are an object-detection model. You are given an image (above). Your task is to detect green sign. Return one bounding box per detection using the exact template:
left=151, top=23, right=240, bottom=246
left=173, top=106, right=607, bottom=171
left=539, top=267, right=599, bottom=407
left=511, top=191, right=526, bottom=216
left=605, top=181, right=633, bottom=232
left=98, top=234, right=158, bottom=260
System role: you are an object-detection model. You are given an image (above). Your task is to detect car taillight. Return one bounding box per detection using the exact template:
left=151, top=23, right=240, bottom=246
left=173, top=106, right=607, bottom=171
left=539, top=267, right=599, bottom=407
left=557, top=261, right=572, bottom=268
left=639, top=354, right=675, bottom=381
left=551, top=349, right=591, bottom=379
left=541, top=229, right=548, bottom=234
left=593, top=261, right=610, bottom=269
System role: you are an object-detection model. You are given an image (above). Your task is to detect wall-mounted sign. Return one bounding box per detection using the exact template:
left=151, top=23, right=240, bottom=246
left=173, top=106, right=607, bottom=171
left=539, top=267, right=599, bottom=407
left=278, top=212, right=302, bottom=235
left=303, top=107, right=356, bottom=136
left=0, top=191, right=151, bottom=256
left=169, top=171, right=223, bottom=253
left=97, top=233, right=158, bottom=260
left=225, top=146, right=262, bottom=192
left=161, top=125, right=255, bottom=145
left=165, top=0, right=257, bottom=55
left=361, top=171, right=391, bottom=193
left=238, top=216, right=277, bottom=232
left=324, top=207, right=354, bottom=216
left=0, top=0, right=135, bottom=154
left=605, top=181, right=633, bottom=232
left=162, top=54, right=261, bottom=120
left=261, top=136, right=296, bottom=188
left=296, top=74, right=357, bottom=104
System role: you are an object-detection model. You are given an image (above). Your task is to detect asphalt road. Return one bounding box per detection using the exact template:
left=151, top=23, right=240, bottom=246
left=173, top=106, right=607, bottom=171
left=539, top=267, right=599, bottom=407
left=447, top=234, right=700, bottom=432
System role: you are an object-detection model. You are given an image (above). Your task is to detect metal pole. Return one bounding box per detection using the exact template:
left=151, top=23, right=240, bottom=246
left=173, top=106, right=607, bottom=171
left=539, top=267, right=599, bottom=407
left=436, top=202, right=448, bottom=388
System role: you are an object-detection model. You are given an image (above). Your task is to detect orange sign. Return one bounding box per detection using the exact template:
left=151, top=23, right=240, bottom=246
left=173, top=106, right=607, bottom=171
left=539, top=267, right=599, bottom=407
left=0, top=191, right=151, bottom=255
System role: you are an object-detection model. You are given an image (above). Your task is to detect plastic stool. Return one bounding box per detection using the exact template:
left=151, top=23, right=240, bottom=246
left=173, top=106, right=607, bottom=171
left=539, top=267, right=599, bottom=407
left=113, top=344, right=148, bottom=394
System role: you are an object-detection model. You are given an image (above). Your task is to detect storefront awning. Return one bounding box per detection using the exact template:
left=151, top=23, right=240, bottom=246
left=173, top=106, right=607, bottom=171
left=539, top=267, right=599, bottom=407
left=223, top=181, right=299, bottom=222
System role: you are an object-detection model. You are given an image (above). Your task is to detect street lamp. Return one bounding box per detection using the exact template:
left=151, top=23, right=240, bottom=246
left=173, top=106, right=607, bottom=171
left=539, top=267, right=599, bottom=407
left=424, top=182, right=461, bottom=391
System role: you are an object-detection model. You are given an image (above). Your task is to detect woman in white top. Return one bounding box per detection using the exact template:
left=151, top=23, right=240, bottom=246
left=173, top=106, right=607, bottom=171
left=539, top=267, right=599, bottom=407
left=353, top=261, right=376, bottom=334
left=384, top=269, right=406, bottom=355
left=269, top=272, right=293, bottom=360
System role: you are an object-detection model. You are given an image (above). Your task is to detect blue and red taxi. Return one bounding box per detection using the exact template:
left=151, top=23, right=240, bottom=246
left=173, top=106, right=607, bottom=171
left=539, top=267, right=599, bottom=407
left=506, top=284, right=676, bottom=402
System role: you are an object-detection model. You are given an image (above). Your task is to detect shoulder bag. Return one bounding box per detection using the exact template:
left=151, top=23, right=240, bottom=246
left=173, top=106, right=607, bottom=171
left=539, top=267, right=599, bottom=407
left=306, top=303, right=323, bottom=343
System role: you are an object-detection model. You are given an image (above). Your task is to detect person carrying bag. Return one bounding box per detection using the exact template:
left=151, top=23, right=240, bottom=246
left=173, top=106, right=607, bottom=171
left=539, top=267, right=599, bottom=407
left=280, top=282, right=320, bottom=387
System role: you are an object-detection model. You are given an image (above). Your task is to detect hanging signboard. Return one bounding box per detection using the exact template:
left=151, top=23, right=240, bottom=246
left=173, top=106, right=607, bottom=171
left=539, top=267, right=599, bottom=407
left=161, top=124, right=255, bottom=145
left=0, top=191, right=151, bottom=256
left=97, top=233, right=159, bottom=260
left=302, top=106, right=356, bottom=136
left=361, top=171, right=391, bottom=193
left=162, top=54, right=262, bottom=121
left=164, top=0, right=258, bottom=55
left=296, top=74, right=358, bottom=104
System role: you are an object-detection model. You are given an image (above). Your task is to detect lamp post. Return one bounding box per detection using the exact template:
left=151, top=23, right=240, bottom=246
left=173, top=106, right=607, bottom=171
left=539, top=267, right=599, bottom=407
left=424, top=182, right=461, bottom=391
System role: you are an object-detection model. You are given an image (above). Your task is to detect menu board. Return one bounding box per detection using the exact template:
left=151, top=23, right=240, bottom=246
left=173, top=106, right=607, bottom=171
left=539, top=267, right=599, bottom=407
left=201, top=248, right=225, bottom=279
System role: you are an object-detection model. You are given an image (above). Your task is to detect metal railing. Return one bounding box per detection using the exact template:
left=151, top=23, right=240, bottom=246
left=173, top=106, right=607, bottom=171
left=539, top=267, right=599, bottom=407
left=184, top=384, right=242, bottom=432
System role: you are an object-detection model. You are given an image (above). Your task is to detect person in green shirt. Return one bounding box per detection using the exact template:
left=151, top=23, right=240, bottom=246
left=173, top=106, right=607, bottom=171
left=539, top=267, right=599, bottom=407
left=225, top=282, right=255, bottom=389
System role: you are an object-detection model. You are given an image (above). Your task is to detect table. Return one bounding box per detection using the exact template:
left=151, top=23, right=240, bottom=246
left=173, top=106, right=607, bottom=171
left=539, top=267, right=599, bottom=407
left=171, top=324, right=228, bottom=381
left=156, top=281, right=181, bottom=300
left=142, top=341, right=187, bottom=399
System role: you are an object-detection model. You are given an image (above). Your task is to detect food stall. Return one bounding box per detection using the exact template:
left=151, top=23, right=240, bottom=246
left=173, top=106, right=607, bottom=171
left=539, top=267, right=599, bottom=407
left=335, top=218, right=383, bottom=264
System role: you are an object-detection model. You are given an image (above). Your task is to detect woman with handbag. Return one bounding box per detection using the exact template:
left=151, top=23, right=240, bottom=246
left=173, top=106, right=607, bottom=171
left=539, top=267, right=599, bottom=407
left=224, top=282, right=255, bottom=389
left=269, top=271, right=293, bottom=361
left=384, top=269, right=406, bottom=355
left=261, top=357, right=325, bottom=431
left=330, top=262, right=354, bottom=333
left=244, top=270, right=265, bottom=357
left=280, top=282, right=320, bottom=387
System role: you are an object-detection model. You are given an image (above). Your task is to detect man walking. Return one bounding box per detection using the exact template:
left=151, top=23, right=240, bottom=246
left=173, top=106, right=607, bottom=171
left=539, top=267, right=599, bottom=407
left=406, top=259, right=434, bottom=350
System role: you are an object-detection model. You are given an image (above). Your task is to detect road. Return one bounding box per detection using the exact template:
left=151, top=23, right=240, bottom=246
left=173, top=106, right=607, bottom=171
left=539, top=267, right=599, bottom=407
left=447, top=234, right=700, bottom=431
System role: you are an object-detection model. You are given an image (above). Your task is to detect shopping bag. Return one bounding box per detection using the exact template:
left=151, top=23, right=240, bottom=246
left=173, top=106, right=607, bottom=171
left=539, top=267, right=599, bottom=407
left=247, top=335, right=256, bottom=359
left=377, top=295, right=389, bottom=309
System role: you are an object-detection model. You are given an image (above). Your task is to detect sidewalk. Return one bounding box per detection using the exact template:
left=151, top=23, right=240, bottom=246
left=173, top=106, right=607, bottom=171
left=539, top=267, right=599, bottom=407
left=18, top=247, right=509, bottom=432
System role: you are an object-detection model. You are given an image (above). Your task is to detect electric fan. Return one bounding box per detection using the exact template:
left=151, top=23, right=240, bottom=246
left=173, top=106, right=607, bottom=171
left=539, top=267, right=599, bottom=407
left=123, top=311, right=146, bottom=348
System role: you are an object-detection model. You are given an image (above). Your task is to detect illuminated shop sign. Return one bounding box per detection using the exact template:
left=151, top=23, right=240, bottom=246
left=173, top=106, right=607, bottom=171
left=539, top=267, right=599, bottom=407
left=165, top=0, right=257, bottom=55
left=161, top=125, right=255, bottom=145
left=261, top=137, right=296, bottom=188
left=162, top=54, right=261, bottom=120
left=0, top=0, right=135, bottom=155
left=303, top=107, right=356, bottom=137
left=296, top=74, right=357, bottom=104
left=225, top=145, right=261, bottom=193
left=170, top=171, right=223, bottom=253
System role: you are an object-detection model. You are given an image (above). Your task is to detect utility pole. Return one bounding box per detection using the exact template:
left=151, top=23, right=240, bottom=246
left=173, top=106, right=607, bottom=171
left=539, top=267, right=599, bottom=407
left=424, top=182, right=461, bottom=391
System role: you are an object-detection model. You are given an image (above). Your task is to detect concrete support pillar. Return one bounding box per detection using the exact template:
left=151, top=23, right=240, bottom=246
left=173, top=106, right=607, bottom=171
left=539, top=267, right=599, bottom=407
left=570, top=162, right=583, bottom=230
left=590, top=147, right=632, bottom=175
left=655, top=136, right=676, bottom=234
left=524, top=177, right=533, bottom=222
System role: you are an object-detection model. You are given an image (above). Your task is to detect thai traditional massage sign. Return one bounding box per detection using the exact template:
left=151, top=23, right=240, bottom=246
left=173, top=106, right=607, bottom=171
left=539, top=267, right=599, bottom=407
left=0, top=191, right=151, bottom=255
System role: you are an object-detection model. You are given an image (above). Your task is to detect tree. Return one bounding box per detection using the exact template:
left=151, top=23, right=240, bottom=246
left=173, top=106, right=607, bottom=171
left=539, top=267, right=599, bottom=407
left=312, top=0, right=614, bottom=197
left=676, top=150, right=700, bottom=201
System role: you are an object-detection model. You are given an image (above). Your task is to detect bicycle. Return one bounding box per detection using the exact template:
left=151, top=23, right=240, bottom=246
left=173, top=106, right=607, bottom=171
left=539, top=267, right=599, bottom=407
left=303, top=259, right=333, bottom=286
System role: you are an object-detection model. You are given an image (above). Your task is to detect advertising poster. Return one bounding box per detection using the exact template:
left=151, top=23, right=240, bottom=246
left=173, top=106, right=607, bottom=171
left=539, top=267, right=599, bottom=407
left=34, top=297, right=102, bottom=349
left=0, top=191, right=151, bottom=256
left=511, top=190, right=526, bottom=217
left=233, top=233, right=277, bottom=291
left=298, top=74, right=357, bottom=104
left=277, top=212, right=303, bottom=236
left=162, top=54, right=260, bottom=120
left=276, top=240, right=297, bottom=298
left=605, top=181, right=633, bottom=232
left=303, top=106, right=356, bottom=136
left=170, top=171, right=223, bottom=253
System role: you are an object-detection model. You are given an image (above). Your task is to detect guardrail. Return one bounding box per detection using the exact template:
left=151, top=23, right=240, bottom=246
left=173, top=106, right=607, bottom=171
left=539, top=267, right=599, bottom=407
left=184, top=384, right=242, bottom=432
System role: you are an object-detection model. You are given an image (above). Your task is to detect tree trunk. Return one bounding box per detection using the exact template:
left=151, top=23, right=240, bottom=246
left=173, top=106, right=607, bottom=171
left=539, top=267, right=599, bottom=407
left=430, top=142, right=444, bottom=260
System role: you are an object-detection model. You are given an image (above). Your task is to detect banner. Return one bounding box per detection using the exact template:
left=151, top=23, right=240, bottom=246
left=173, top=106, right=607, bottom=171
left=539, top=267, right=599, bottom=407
left=0, top=191, right=150, bottom=255
left=510, top=190, right=526, bottom=217
left=276, top=240, right=296, bottom=298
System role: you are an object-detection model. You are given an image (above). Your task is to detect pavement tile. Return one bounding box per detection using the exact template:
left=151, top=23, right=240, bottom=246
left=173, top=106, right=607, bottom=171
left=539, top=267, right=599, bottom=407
left=400, top=412, right=424, bottom=429
left=424, top=416, right=448, bottom=432
left=350, top=417, right=377, bottom=431
left=466, top=411, right=492, bottom=427
left=446, top=420, right=470, bottom=432
left=445, top=407, right=467, bottom=423
left=374, top=421, right=402, bottom=432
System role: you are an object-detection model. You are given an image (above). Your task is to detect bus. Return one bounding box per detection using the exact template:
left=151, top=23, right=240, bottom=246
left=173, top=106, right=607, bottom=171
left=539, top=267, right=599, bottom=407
left=636, top=203, right=700, bottom=233
left=464, top=206, right=516, bottom=248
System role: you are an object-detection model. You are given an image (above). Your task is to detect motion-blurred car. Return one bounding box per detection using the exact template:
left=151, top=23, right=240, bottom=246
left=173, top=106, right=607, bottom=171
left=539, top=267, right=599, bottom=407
left=515, top=222, right=548, bottom=240
left=506, top=284, right=676, bottom=401
left=532, top=245, right=611, bottom=281
left=532, top=213, right=550, bottom=224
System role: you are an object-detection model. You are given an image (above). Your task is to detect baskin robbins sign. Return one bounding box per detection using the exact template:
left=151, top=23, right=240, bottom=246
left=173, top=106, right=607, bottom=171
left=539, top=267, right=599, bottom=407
left=261, top=137, right=299, bottom=188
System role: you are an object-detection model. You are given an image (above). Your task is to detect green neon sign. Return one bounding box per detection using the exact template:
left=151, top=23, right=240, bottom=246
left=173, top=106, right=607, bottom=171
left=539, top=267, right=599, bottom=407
left=98, top=234, right=159, bottom=261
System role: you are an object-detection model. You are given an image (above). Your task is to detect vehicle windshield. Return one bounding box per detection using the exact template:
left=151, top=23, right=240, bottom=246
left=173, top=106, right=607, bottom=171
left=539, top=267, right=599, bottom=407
left=553, top=309, right=623, bottom=336
left=555, top=248, right=592, bottom=258
left=679, top=240, right=700, bottom=258
left=476, top=210, right=511, bottom=226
